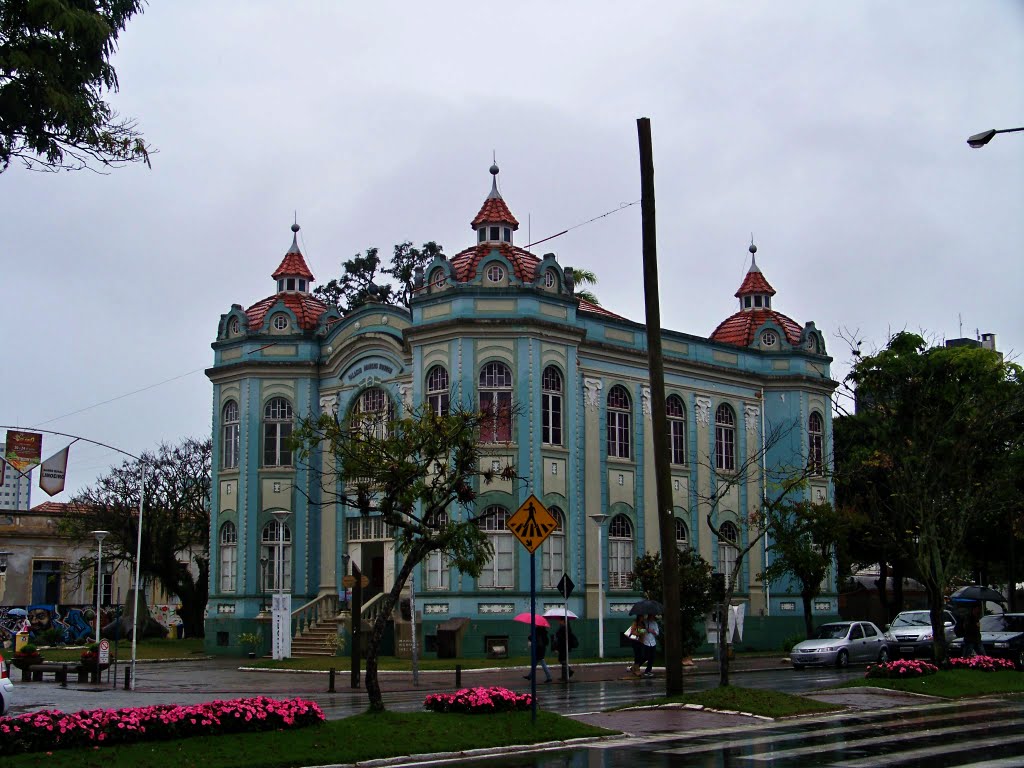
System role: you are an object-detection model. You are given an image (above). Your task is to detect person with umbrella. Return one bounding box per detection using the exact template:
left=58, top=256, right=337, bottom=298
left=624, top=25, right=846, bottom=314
left=514, top=613, right=553, bottom=684
left=628, top=599, right=663, bottom=678
left=624, top=615, right=645, bottom=676
left=639, top=613, right=660, bottom=677
left=552, top=617, right=577, bottom=682
left=963, top=604, right=984, bottom=657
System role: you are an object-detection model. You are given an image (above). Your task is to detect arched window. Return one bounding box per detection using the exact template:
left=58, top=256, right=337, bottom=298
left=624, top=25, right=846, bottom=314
left=675, top=518, right=689, bottom=552
left=718, top=521, right=739, bottom=586
left=222, top=400, right=239, bottom=469
left=479, top=362, right=513, bottom=443
left=541, top=506, right=565, bottom=589
left=808, top=411, right=824, bottom=475
left=542, top=366, right=563, bottom=446
left=352, top=386, right=393, bottom=439
left=219, top=521, right=237, bottom=592
left=714, top=404, right=736, bottom=471
left=607, top=386, right=632, bottom=459
left=667, top=395, right=687, bottom=465
left=263, top=397, right=293, bottom=466
left=261, top=519, right=292, bottom=593
left=424, top=511, right=450, bottom=590
left=608, top=514, right=634, bottom=590
left=477, top=506, right=513, bottom=588
left=426, top=366, right=450, bottom=416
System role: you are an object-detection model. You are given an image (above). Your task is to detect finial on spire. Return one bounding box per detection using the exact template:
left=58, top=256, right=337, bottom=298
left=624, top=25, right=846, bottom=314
left=488, top=158, right=501, bottom=199
left=287, top=215, right=301, bottom=254
left=748, top=237, right=759, bottom=271
left=292, top=211, right=299, bottom=233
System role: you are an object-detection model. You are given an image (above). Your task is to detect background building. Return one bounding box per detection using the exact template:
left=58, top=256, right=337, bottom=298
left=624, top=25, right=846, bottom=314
left=0, top=443, right=32, bottom=511
left=205, top=165, right=837, bottom=657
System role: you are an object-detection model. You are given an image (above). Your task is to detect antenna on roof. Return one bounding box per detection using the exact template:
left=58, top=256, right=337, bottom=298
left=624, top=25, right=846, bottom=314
left=958, top=313, right=963, bottom=337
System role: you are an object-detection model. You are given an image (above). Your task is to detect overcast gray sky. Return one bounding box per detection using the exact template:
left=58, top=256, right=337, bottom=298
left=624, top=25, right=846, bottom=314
left=2, top=1, right=1021, bottom=503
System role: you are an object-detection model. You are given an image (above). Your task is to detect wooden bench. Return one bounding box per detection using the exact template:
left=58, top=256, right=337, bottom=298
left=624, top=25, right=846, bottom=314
left=22, top=663, right=92, bottom=684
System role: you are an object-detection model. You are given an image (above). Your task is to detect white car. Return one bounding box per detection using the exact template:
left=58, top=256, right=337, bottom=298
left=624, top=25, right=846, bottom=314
left=0, top=651, right=13, bottom=717
left=790, top=620, right=891, bottom=669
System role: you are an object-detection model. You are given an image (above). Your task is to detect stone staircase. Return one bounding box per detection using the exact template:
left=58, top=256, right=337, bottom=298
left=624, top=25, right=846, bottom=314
left=290, top=617, right=340, bottom=657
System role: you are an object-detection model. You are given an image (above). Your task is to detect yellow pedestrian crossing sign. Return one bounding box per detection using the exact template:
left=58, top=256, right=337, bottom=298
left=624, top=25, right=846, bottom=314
left=508, top=494, right=557, bottom=553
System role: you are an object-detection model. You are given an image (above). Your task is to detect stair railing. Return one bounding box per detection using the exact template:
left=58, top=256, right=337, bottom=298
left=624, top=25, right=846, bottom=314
left=291, top=592, right=339, bottom=636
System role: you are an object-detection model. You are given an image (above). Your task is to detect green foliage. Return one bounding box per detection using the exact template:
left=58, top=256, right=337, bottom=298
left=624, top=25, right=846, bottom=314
left=564, top=266, right=600, bottom=305
left=314, top=241, right=444, bottom=313
left=237, top=632, right=262, bottom=648
left=0, top=0, right=152, bottom=172
left=632, top=548, right=714, bottom=656
left=780, top=633, right=804, bottom=653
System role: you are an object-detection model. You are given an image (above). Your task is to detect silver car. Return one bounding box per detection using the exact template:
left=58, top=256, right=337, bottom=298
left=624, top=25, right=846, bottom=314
left=887, top=610, right=957, bottom=659
left=790, top=621, right=891, bottom=670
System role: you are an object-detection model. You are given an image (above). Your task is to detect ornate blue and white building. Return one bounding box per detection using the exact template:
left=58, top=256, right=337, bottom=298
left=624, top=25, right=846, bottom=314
left=205, top=165, right=837, bottom=657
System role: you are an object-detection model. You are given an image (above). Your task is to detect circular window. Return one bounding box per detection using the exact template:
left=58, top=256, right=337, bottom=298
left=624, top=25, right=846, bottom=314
left=544, top=270, right=556, bottom=288
left=486, top=264, right=505, bottom=283
left=761, top=330, right=778, bottom=347
left=431, top=271, right=447, bottom=288
left=273, top=315, right=289, bottom=331
left=229, top=317, right=240, bottom=335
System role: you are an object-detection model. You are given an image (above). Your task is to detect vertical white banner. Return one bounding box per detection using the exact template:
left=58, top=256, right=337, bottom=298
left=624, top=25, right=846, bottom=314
left=271, top=593, right=292, bottom=659
left=734, top=603, right=746, bottom=641
left=39, top=446, right=71, bottom=497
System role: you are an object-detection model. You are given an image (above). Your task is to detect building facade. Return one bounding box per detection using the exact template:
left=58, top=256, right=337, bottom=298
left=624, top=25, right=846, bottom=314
left=205, top=165, right=837, bottom=657
left=0, top=443, right=32, bottom=511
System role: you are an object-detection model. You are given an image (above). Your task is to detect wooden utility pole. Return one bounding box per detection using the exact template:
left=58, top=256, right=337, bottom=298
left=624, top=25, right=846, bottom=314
left=637, top=117, right=683, bottom=694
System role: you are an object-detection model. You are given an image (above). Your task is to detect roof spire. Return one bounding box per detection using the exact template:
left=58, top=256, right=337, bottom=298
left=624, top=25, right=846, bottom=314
left=748, top=239, right=759, bottom=272
left=488, top=158, right=501, bottom=199
left=288, top=216, right=301, bottom=254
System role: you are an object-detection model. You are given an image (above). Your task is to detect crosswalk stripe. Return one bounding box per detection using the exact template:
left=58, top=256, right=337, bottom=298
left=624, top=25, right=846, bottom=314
left=825, top=733, right=1024, bottom=768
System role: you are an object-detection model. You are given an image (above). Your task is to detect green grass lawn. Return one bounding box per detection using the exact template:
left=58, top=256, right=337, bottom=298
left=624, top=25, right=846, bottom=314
left=621, top=685, right=842, bottom=718
left=2, top=710, right=613, bottom=768
left=840, top=669, right=1024, bottom=698
left=38, top=638, right=207, bottom=663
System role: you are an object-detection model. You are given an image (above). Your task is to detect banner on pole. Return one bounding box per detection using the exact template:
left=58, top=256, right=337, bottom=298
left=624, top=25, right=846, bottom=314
left=4, top=430, right=42, bottom=474
left=39, top=446, right=71, bottom=496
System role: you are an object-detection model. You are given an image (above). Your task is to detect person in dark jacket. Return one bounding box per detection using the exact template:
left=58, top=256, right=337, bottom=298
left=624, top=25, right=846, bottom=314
left=553, top=619, right=577, bottom=682
left=963, top=604, right=984, bottom=657
left=522, top=625, right=553, bottom=683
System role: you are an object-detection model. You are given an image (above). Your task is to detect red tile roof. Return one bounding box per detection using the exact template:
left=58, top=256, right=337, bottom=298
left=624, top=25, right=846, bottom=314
left=735, top=269, right=775, bottom=298
left=578, top=298, right=627, bottom=320
left=710, top=309, right=803, bottom=347
left=272, top=250, right=314, bottom=281
left=245, top=292, right=329, bottom=332
left=471, top=196, right=519, bottom=228
left=450, top=243, right=540, bottom=283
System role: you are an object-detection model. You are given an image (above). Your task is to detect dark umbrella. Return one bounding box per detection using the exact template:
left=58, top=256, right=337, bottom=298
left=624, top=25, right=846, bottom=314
left=629, top=599, right=663, bottom=616
left=950, top=585, right=1007, bottom=604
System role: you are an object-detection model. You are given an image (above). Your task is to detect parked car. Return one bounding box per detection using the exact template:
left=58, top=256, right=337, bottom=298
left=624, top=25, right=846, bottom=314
left=971, top=613, right=1024, bottom=669
left=886, top=610, right=957, bottom=658
left=790, top=620, right=891, bottom=670
left=0, top=651, right=14, bottom=717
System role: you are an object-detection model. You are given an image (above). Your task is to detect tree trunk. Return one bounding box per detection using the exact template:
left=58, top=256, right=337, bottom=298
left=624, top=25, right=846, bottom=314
left=875, top=562, right=890, bottom=624
left=801, top=591, right=814, bottom=638
left=365, top=551, right=419, bottom=712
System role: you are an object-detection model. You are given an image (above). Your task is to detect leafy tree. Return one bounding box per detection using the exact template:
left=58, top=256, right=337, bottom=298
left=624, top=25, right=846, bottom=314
left=64, top=438, right=211, bottom=637
left=313, top=241, right=443, bottom=313
left=293, top=402, right=521, bottom=713
left=565, top=265, right=600, bottom=305
left=760, top=500, right=850, bottom=639
left=839, top=332, right=1023, bottom=661
left=632, top=548, right=714, bottom=658
left=0, top=0, right=152, bottom=172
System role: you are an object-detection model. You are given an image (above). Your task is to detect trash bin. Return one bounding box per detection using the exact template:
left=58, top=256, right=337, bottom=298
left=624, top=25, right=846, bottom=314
left=435, top=617, right=470, bottom=659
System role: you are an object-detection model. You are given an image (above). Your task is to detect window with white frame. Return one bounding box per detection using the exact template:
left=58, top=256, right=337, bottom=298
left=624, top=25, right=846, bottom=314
left=541, top=506, right=565, bottom=589
left=426, top=366, right=450, bottom=416
left=718, top=521, right=739, bottom=587
left=541, top=366, right=563, bottom=446
left=486, top=264, right=505, bottom=282
left=263, top=397, right=293, bottom=467
left=608, top=514, right=634, bottom=590
left=479, top=362, right=513, bottom=443
left=219, top=521, right=237, bottom=592
left=261, top=519, right=292, bottom=592
left=477, top=506, right=513, bottom=588
left=714, top=404, right=736, bottom=471
left=346, top=517, right=394, bottom=541
left=222, top=400, right=239, bottom=469
left=808, top=411, right=824, bottom=475
left=352, top=386, right=393, bottom=439
left=424, top=511, right=450, bottom=590
left=667, top=394, right=687, bottom=464
left=675, top=518, right=689, bottom=551
left=607, top=385, right=632, bottom=459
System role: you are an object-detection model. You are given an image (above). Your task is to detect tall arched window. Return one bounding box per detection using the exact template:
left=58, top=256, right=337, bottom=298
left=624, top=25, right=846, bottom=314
left=424, top=511, right=450, bottom=590
left=222, top=400, right=239, bottom=469
left=263, top=397, right=293, bottom=466
left=607, top=386, right=632, bottom=459
left=261, top=519, right=292, bottom=592
left=479, top=362, right=513, bottom=443
left=667, top=394, right=687, bottom=465
left=541, top=506, right=565, bottom=589
left=608, top=514, right=634, bottom=590
left=219, top=521, right=237, bottom=592
left=808, top=411, right=824, bottom=475
left=426, top=366, right=450, bottom=416
left=674, top=518, right=689, bottom=552
left=477, top=506, right=513, bottom=588
left=352, top=386, right=393, bottom=439
left=714, top=404, right=736, bottom=471
left=541, top=366, right=563, bottom=446
left=718, top=521, right=739, bottom=586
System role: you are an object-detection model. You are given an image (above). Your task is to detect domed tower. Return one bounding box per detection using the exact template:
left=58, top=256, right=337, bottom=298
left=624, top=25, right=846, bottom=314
left=244, top=222, right=328, bottom=332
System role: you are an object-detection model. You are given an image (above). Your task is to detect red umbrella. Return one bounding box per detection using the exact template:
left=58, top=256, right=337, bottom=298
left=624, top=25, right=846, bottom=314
left=513, top=612, right=550, bottom=628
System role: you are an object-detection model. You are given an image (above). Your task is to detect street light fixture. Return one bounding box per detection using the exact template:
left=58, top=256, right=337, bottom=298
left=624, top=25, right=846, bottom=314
left=589, top=513, right=609, bottom=658
left=967, top=126, right=1024, bottom=148
left=92, top=530, right=109, bottom=645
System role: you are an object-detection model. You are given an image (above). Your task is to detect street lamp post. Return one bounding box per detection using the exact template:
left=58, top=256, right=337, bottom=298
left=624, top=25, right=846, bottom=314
left=589, top=513, right=609, bottom=658
left=270, top=510, right=291, bottom=660
left=967, top=127, right=1024, bottom=148
left=92, top=531, right=109, bottom=645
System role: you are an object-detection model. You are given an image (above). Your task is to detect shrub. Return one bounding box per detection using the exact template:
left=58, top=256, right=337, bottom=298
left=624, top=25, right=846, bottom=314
left=947, top=655, right=1016, bottom=672
left=781, top=633, right=805, bottom=653
left=424, top=686, right=532, bottom=714
left=865, top=659, right=939, bottom=678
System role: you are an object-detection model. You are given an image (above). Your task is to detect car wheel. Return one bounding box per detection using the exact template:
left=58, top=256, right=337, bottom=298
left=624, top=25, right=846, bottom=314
left=836, top=649, right=849, bottom=669
left=878, top=646, right=890, bottom=664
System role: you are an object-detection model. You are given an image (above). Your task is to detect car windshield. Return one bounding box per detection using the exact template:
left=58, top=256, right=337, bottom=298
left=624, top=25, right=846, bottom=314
left=891, top=613, right=930, bottom=628
left=814, top=624, right=851, bottom=640
left=981, top=615, right=1024, bottom=633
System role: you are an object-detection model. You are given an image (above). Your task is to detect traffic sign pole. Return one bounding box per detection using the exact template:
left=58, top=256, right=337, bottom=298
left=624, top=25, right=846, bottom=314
left=530, top=550, right=537, bottom=724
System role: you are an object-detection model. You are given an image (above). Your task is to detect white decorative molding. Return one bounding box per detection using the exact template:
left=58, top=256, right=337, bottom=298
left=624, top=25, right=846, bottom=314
left=353, top=321, right=361, bottom=331
left=478, top=603, right=515, bottom=614
left=695, top=397, right=711, bottom=426
left=381, top=315, right=390, bottom=325
left=583, top=377, right=603, bottom=409
left=398, top=383, right=412, bottom=412
left=424, top=603, right=449, bottom=614
left=744, top=405, right=760, bottom=432
left=814, top=601, right=832, bottom=611
left=320, top=393, right=339, bottom=416
left=641, top=386, right=652, bottom=416
left=609, top=603, right=632, bottom=614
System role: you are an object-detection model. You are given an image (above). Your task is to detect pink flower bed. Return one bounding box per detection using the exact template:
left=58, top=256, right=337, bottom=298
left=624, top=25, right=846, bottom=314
left=865, top=659, right=939, bottom=678
left=947, top=655, right=1017, bottom=672
left=424, top=686, right=532, bottom=714
left=0, top=696, right=324, bottom=755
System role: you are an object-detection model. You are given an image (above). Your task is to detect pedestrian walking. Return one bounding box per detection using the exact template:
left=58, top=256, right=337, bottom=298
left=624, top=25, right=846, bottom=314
left=963, top=604, right=984, bottom=657
left=522, top=625, right=553, bottom=683
left=640, top=613, right=659, bottom=677
left=553, top=619, right=577, bottom=682
left=624, top=616, right=644, bottom=676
